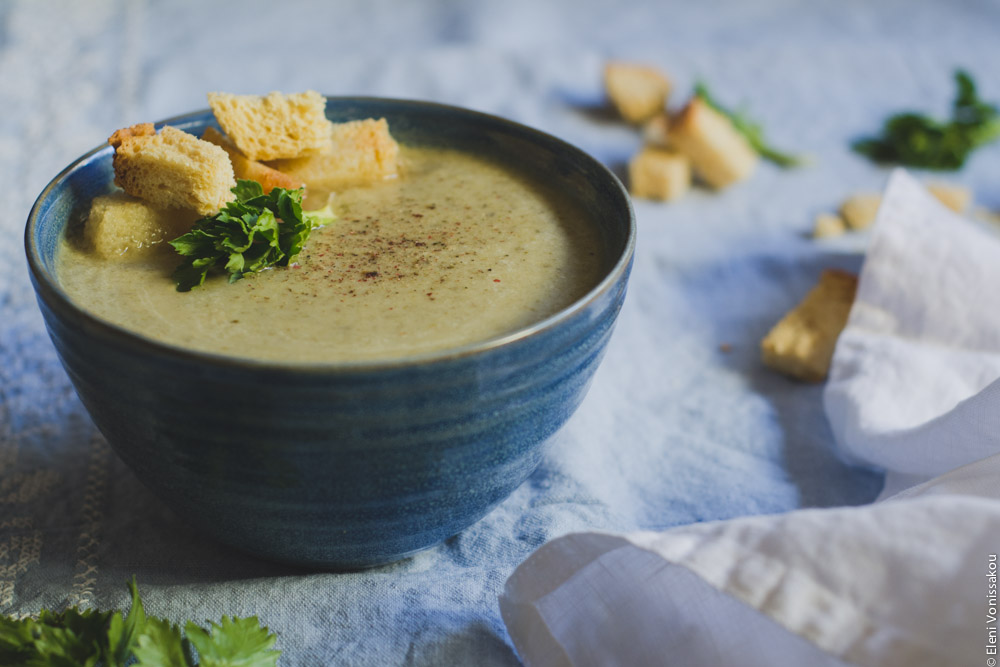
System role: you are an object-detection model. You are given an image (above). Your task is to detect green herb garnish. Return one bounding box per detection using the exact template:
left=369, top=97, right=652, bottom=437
left=694, top=81, right=805, bottom=168
left=169, top=180, right=332, bottom=292
left=0, top=578, right=280, bottom=666
left=852, top=70, right=1000, bottom=170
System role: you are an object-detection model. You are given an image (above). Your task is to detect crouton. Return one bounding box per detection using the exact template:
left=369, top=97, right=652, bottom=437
left=207, top=90, right=332, bottom=161
left=109, top=124, right=236, bottom=215
left=84, top=191, right=197, bottom=259
left=628, top=147, right=691, bottom=201
left=668, top=97, right=758, bottom=189
left=925, top=182, right=972, bottom=213
left=761, top=269, right=858, bottom=382
left=265, top=118, right=400, bottom=192
left=604, top=62, right=672, bottom=124
left=201, top=126, right=304, bottom=194
left=839, top=193, right=882, bottom=230
left=812, top=212, right=847, bottom=239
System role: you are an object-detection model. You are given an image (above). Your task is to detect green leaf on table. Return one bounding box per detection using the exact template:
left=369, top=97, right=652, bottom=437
left=134, top=617, right=194, bottom=666
left=1, top=579, right=281, bottom=666
left=694, top=81, right=806, bottom=167
left=0, top=607, right=112, bottom=666
left=185, top=616, right=280, bottom=667
left=106, top=576, right=147, bottom=666
left=852, top=69, right=1000, bottom=170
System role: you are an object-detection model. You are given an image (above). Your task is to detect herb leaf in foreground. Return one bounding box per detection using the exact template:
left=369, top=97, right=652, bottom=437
left=184, top=616, right=280, bottom=667
left=106, top=576, right=147, bottom=665
left=852, top=69, right=1000, bottom=170
left=169, top=180, right=331, bottom=291
left=133, top=617, right=194, bottom=666
left=0, top=579, right=280, bottom=666
left=694, top=82, right=805, bottom=168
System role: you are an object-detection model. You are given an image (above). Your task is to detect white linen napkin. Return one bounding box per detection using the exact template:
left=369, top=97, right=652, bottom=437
left=500, top=170, right=1000, bottom=667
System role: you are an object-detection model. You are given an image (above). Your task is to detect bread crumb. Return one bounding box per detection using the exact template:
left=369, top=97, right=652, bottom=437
left=812, top=212, right=847, bottom=239
left=604, top=62, right=671, bottom=124
left=628, top=146, right=691, bottom=201
left=668, top=97, right=758, bottom=189
left=760, top=269, right=858, bottom=382
left=925, top=182, right=972, bottom=213
left=839, top=193, right=882, bottom=230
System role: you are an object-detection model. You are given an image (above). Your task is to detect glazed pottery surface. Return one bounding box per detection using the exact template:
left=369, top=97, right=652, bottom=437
left=26, top=98, right=635, bottom=568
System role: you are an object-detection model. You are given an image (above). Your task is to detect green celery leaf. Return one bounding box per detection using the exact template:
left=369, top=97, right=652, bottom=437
left=168, top=179, right=323, bottom=291
left=305, top=203, right=335, bottom=229
left=0, top=615, right=40, bottom=665
left=106, top=576, right=148, bottom=666
left=694, top=81, right=805, bottom=168
left=22, top=608, right=107, bottom=667
left=134, top=617, right=194, bottom=667
left=185, top=616, right=280, bottom=667
left=173, top=259, right=213, bottom=292
left=3, top=579, right=280, bottom=667
left=852, top=69, right=1000, bottom=169
left=232, top=180, right=265, bottom=202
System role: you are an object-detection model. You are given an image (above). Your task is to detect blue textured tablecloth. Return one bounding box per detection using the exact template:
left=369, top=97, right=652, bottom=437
left=2, top=1, right=998, bottom=663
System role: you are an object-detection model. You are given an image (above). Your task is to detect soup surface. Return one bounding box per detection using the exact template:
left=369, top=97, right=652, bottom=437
left=56, top=146, right=605, bottom=362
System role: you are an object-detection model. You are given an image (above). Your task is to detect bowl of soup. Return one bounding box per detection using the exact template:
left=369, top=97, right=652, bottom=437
left=25, top=97, right=635, bottom=568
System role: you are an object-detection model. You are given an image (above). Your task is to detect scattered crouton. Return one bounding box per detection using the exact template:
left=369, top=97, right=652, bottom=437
left=668, top=97, right=758, bottom=189
left=628, top=147, right=691, bottom=201
left=109, top=124, right=236, bottom=216
left=604, top=62, right=672, bottom=124
left=839, top=193, right=881, bottom=230
left=761, top=269, right=858, bottom=382
left=812, top=212, right=847, bottom=239
left=265, top=118, right=400, bottom=194
left=201, top=126, right=304, bottom=194
left=925, top=182, right=971, bottom=213
left=84, top=192, right=197, bottom=259
left=208, top=90, right=333, bottom=161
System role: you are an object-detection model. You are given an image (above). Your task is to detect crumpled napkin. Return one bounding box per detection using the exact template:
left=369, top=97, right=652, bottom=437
left=500, top=171, right=1000, bottom=667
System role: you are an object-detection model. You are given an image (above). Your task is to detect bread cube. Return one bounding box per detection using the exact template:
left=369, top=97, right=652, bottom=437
left=812, top=212, right=847, bottom=239
left=266, top=118, right=400, bottom=192
left=925, top=182, right=972, bottom=213
left=838, top=193, right=882, bottom=230
left=108, top=124, right=235, bottom=215
left=84, top=192, right=195, bottom=259
left=207, top=90, right=332, bottom=161
left=201, top=127, right=304, bottom=194
left=604, top=62, right=671, bottom=124
left=668, top=97, right=758, bottom=189
left=628, top=147, right=691, bottom=201
left=761, top=269, right=858, bottom=382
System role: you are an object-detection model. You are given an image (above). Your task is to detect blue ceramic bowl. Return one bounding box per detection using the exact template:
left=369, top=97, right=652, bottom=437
left=25, top=98, right=635, bottom=568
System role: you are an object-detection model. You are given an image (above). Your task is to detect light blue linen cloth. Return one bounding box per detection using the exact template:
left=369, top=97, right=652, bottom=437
left=2, top=0, right=997, bottom=663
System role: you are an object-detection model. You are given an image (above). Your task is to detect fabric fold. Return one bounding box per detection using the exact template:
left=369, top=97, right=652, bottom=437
left=502, top=171, right=1000, bottom=666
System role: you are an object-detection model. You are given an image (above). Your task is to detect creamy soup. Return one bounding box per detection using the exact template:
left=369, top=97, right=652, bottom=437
left=56, top=146, right=604, bottom=362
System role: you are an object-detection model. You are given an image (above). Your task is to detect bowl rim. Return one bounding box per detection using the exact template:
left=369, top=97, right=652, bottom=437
left=25, top=96, right=636, bottom=374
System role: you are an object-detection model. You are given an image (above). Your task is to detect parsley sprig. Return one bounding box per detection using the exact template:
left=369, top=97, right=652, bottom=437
left=169, top=180, right=332, bottom=292
left=852, top=70, right=1000, bottom=170
left=0, top=578, right=280, bottom=666
left=694, top=81, right=805, bottom=168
